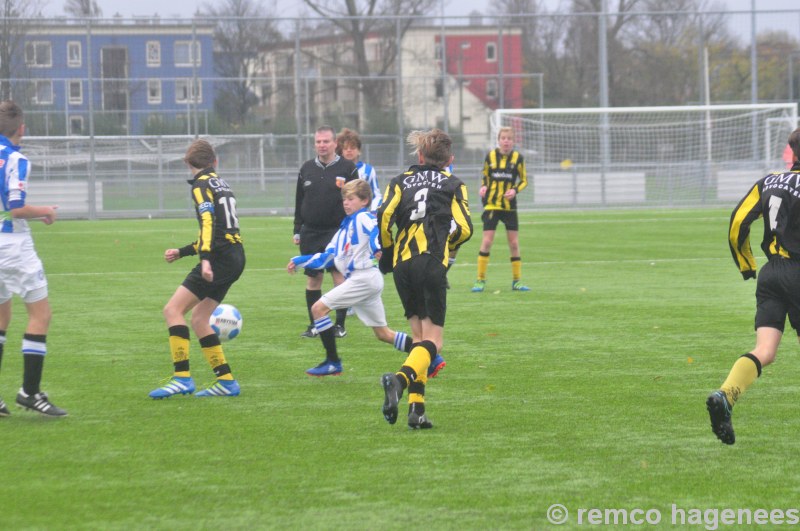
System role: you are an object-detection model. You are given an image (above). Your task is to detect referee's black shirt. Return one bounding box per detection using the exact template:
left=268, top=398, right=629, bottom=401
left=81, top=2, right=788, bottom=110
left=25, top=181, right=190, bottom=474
left=293, top=155, right=358, bottom=235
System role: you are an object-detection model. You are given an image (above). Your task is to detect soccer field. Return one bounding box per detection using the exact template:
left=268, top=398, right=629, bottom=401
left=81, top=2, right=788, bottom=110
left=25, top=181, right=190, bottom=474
left=1, top=209, right=798, bottom=530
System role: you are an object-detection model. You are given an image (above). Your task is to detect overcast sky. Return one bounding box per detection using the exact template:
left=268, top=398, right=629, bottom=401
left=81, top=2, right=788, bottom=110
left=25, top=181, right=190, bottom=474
left=42, top=0, right=800, bottom=20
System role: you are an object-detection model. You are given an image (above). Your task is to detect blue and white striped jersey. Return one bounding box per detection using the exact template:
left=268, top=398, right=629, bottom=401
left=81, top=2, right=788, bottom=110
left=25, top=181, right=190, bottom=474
left=0, top=135, right=30, bottom=233
left=356, top=161, right=381, bottom=211
left=291, top=208, right=380, bottom=278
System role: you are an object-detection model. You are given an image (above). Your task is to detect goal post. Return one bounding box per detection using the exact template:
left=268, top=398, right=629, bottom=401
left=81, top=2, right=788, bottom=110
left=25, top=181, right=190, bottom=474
left=490, top=104, right=798, bottom=208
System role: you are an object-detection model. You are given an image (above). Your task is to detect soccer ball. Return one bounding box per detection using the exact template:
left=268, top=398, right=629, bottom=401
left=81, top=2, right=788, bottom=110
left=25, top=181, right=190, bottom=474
left=209, top=304, right=242, bottom=342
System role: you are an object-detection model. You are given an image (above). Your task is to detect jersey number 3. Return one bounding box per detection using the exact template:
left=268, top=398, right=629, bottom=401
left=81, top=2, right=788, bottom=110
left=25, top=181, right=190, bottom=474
left=409, top=188, right=428, bottom=221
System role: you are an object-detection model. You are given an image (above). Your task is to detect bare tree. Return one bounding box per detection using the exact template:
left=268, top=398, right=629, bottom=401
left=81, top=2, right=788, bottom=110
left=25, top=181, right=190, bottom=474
left=63, top=0, right=102, bottom=17
left=0, top=0, right=44, bottom=101
left=300, top=0, right=438, bottom=130
left=200, top=0, right=282, bottom=129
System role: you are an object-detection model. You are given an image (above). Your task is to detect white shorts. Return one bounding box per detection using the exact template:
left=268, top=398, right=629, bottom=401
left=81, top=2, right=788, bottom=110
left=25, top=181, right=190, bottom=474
left=0, top=233, right=48, bottom=304
left=320, top=268, right=387, bottom=327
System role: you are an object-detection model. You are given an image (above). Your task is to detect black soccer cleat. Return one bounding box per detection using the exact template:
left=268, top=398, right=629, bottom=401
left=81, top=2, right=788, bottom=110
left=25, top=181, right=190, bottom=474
left=16, top=389, right=68, bottom=418
left=408, top=403, right=433, bottom=430
left=0, top=397, right=10, bottom=417
left=334, top=325, right=347, bottom=338
left=381, top=373, right=403, bottom=425
left=706, top=390, right=734, bottom=445
left=300, top=326, right=318, bottom=339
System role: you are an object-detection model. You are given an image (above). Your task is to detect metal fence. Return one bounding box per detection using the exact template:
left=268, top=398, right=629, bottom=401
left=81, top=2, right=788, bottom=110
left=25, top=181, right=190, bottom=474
left=7, top=7, right=800, bottom=217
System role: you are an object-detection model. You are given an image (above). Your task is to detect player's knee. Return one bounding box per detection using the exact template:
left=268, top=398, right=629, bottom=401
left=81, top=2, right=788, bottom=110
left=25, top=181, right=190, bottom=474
left=310, top=300, right=329, bottom=318
left=189, top=311, right=209, bottom=332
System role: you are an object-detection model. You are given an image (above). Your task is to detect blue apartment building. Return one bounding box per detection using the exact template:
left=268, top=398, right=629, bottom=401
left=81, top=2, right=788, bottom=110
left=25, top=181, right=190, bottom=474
left=19, top=19, right=215, bottom=135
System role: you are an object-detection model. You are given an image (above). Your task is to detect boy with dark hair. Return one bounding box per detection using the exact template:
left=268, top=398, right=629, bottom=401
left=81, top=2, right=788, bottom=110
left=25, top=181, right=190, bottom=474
left=149, top=139, right=245, bottom=399
left=336, top=128, right=382, bottom=211
left=708, top=127, right=800, bottom=444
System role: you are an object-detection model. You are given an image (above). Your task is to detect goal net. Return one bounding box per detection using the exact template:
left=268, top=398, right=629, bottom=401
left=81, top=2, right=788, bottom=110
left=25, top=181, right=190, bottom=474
left=490, top=104, right=798, bottom=208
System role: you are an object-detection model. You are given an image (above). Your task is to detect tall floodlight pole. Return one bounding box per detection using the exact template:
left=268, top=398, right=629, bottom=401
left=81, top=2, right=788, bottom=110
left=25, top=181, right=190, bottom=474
left=750, top=0, right=758, bottom=160
left=598, top=0, right=609, bottom=204
left=440, top=0, right=449, bottom=133
left=87, top=20, right=97, bottom=220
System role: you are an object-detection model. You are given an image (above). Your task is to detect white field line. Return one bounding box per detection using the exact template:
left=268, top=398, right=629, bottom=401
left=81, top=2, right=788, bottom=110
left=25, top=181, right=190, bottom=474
left=47, top=256, right=741, bottom=277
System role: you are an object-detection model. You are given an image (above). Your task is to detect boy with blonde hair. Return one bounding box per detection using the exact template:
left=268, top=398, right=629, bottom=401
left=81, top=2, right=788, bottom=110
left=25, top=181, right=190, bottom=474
left=472, top=126, right=530, bottom=292
left=377, top=129, right=473, bottom=428
left=288, top=179, right=412, bottom=376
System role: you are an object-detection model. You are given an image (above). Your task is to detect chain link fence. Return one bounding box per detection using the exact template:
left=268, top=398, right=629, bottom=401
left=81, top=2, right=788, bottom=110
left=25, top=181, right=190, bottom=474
left=5, top=7, right=800, bottom=217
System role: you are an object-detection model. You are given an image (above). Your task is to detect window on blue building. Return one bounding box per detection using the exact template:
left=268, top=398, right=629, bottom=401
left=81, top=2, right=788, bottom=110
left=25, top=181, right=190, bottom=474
left=69, top=81, right=82, bottom=104
left=148, top=80, right=162, bottom=104
left=67, top=42, right=81, bottom=67
left=70, top=116, right=83, bottom=135
left=174, top=41, right=200, bottom=67
left=25, top=42, right=52, bottom=67
left=147, top=41, right=161, bottom=67
left=176, top=79, right=201, bottom=104
left=34, top=81, right=53, bottom=104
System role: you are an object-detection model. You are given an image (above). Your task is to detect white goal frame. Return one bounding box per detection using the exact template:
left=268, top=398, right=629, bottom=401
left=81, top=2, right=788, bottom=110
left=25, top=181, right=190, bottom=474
left=490, top=104, right=798, bottom=208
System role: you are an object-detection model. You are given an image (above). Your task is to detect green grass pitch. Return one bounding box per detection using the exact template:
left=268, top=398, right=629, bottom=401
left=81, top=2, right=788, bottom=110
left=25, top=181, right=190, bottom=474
left=1, top=208, right=798, bottom=529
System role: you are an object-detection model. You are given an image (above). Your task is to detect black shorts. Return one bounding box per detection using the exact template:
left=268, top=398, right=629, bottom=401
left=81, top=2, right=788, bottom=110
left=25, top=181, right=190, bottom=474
left=481, top=210, right=519, bottom=231
left=300, top=226, right=338, bottom=277
left=392, top=254, right=447, bottom=326
left=754, top=257, right=800, bottom=333
left=182, top=244, right=245, bottom=303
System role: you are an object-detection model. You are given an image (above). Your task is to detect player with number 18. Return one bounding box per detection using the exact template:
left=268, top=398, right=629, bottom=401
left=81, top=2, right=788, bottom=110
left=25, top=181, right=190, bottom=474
left=149, top=139, right=246, bottom=399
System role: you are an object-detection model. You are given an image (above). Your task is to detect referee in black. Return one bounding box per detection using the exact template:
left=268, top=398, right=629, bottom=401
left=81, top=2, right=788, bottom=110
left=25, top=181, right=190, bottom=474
left=293, top=125, right=358, bottom=339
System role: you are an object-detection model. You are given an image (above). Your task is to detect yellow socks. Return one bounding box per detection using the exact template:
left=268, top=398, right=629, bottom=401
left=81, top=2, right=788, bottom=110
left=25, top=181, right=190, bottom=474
left=477, top=252, right=490, bottom=281
left=511, top=256, right=522, bottom=281
left=168, top=325, right=191, bottom=377
left=200, top=334, right=234, bottom=380
left=720, top=354, right=762, bottom=405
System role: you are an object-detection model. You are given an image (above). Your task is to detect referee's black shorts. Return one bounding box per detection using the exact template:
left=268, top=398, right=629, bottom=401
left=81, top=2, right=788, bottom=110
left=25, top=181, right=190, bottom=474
left=755, top=256, right=800, bottom=333
left=392, top=253, right=447, bottom=327
left=182, top=244, right=245, bottom=303
left=300, top=226, right=338, bottom=276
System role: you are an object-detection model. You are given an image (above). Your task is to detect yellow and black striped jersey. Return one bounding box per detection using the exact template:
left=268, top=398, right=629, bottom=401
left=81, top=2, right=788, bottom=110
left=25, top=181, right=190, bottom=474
left=184, top=168, right=242, bottom=260
left=481, top=148, right=527, bottom=211
left=729, top=162, right=800, bottom=279
left=378, top=164, right=472, bottom=268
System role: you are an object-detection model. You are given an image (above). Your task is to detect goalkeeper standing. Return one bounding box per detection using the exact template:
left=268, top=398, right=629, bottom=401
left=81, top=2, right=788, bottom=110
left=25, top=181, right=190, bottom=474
left=377, top=129, right=472, bottom=429
left=471, top=126, right=530, bottom=292
left=707, top=127, right=800, bottom=444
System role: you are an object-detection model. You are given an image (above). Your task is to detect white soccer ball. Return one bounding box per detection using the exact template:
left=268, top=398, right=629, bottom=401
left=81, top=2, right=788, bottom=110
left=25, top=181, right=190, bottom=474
left=209, top=304, right=243, bottom=342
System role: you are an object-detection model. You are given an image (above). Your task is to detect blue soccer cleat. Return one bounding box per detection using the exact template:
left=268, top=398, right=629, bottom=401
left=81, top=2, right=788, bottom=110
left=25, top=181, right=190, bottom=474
left=511, top=280, right=531, bottom=292
left=306, top=361, right=343, bottom=377
left=149, top=376, right=195, bottom=399
left=195, top=379, right=240, bottom=397
left=471, top=280, right=485, bottom=292
left=428, top=354, right=446, bottom=378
